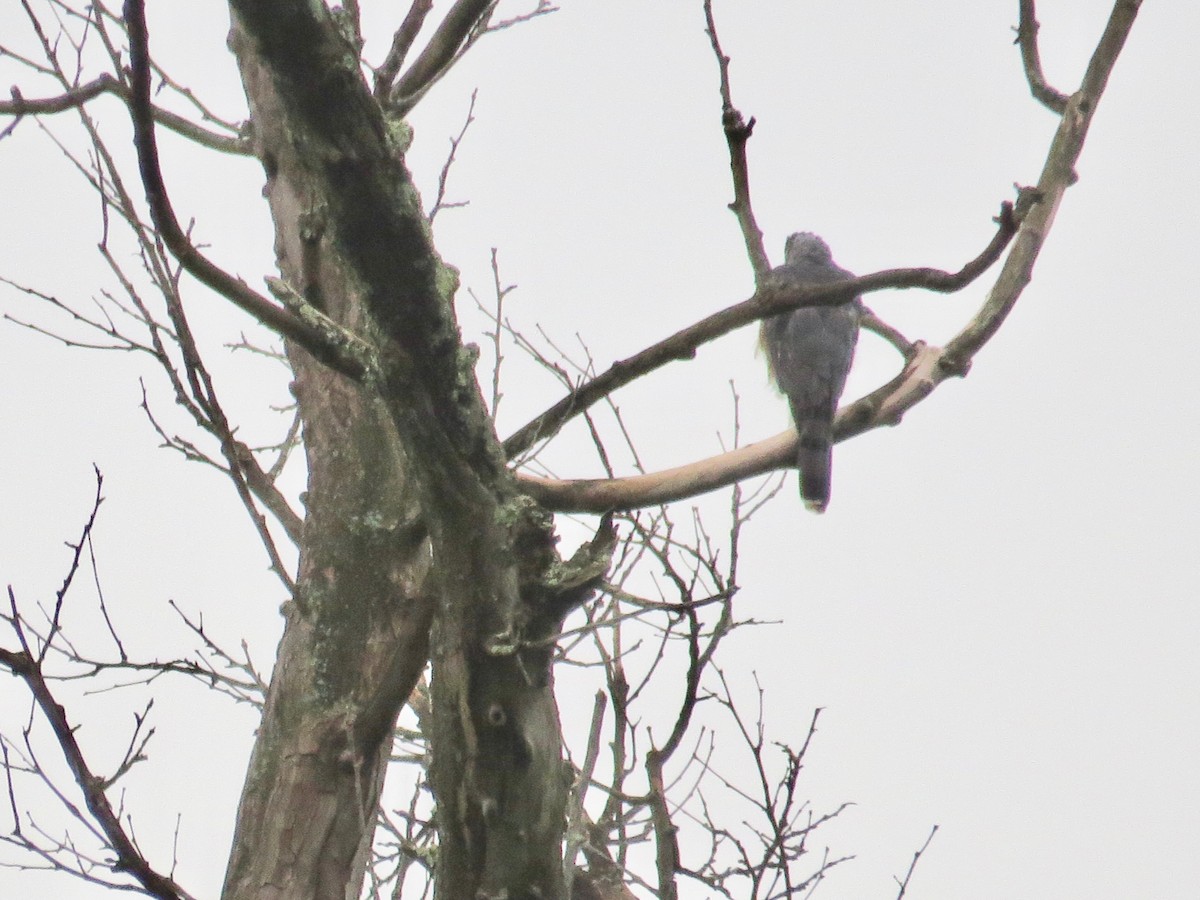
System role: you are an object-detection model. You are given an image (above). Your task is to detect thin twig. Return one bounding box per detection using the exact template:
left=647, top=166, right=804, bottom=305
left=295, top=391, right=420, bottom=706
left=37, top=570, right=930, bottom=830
left=43, top=467, right=105, bottom=664
left=485, top=247, right=516, bottom=416
left=427, top=88, right=477, bottom=223
left=894, top=825, right=938, bottom=899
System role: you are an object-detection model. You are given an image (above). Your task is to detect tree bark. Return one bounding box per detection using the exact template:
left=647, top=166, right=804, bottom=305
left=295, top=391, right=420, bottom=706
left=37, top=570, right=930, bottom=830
left=220, top=10, right=438, bottom=898
left=220, top=3, right=590, bottom=899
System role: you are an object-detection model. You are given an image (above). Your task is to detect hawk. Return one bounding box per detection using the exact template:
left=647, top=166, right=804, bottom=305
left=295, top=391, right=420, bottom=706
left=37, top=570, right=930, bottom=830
left=760, top=233, right=861, bottom=513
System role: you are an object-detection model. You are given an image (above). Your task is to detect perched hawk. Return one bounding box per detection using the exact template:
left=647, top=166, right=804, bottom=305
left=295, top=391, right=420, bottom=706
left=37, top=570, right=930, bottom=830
left=760, top=233, right=861, bottom=513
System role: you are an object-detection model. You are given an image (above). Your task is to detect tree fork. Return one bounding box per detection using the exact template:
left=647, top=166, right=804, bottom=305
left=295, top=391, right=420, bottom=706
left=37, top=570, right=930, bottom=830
left=216, top=2, right=587, bottom=898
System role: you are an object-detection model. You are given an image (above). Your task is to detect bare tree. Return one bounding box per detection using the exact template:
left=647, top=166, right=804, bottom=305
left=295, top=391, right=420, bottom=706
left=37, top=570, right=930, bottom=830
left=0, top=2, right=1144, bottom=899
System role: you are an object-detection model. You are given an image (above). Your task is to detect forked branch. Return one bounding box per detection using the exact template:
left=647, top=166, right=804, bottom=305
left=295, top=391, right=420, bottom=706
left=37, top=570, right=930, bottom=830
left=374, top=0, right=435, bottom=100
left=947, top=0, right=1144, bottom=363
left=388, top=0, right=494, bottom=113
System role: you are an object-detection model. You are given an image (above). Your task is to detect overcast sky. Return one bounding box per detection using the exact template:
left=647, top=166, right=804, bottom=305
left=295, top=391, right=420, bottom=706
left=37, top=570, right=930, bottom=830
left=1, top=2, right=1197, bottom=899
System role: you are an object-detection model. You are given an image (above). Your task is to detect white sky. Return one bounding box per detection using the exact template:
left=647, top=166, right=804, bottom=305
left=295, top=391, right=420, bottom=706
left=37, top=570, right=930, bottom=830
left=1, top=2, right=1198, bottom=899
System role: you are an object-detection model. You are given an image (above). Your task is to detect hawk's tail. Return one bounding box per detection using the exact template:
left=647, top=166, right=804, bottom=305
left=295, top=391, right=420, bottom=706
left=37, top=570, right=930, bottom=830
left=797, top=432, right=833, bottom=514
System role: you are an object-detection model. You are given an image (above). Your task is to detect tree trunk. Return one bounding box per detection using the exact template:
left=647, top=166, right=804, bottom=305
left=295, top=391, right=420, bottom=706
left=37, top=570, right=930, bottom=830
left=220, top=4, right=591, bottom=899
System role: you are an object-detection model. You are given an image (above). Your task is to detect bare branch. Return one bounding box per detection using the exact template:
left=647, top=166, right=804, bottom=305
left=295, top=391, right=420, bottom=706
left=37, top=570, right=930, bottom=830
left=703, top=0, right=769, bottom=282
left=511, top=0, right=1143, bottom=503
left=947, top=0, right=1144, bottom=363
left=233, top=441, right=304, bottom=543
left=894, top=825, right=938, bottom=899
left=2, top=276, right=156, bottom=353
left=1, top=76, right=109, bottom=112
left=1014, top=1, right=1070, bottom=113
left=8, top=7, right=305, bottom=573
left=121, top=0, right=371, bottom=379
left=145, top=270, right=299, bottom=589
left=388, top=0, right=556, bottom=113
left=0, top=74, right=251, bottom=153
left=427, top=88, right=477, bottom=224
left=1079, top=1, right=1143, bottom=101
left=0, top=600, right=193, bottom=900
left=519, top=427, right=774, bottom=513
left=646, top=742, right=681, bottom=900
left=43, top=466, right=106, bottom=663
left=374, top=0, right=434, bottom=101
left=390, top=0, right=493, bottom=112
left=483, top=247, right=517, bottom=417
left=635, top=486, right=754, bottom=899
left=516, top=321, right=997, bottom=512
left=504, top=202, right=1017, bottom=459
left=564, top=692, right=608, bottom=896
left=486, top=1, right=558, bottom=33
left=519, top=331, right=957, bottom=512
left=860, top=307, right=917, bottom=358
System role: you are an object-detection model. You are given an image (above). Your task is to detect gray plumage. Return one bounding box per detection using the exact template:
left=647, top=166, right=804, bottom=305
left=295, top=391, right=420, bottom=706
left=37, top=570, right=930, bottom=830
left=760, top=232, right=861, bottom=513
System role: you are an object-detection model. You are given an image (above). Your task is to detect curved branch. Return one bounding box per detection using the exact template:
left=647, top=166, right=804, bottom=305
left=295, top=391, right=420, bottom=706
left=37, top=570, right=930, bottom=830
left=948, top=0, right=1142, bottom=364
left=519, top=432, right=791, bottom=513
left=516, top=342, right=945, bottom=513
left=503, top=202, right=1016, bottom=459
left=519, top=0, right=1143, bottom=514
left=0, top=75, right=251, bottom=154
left=122, top=1, right=369, bottom=380
left=1015, top=0, right=1070, bottom=113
